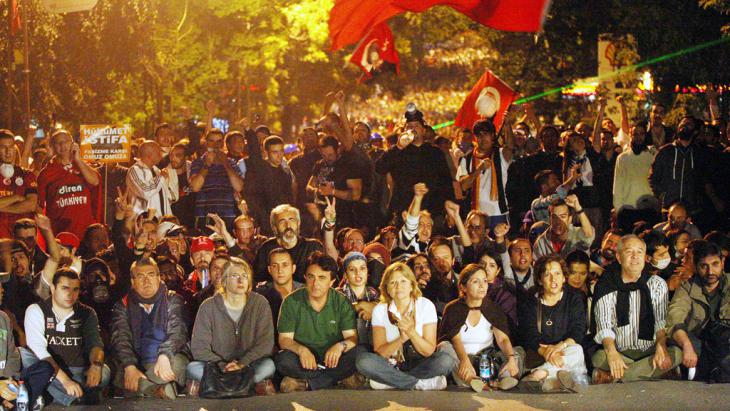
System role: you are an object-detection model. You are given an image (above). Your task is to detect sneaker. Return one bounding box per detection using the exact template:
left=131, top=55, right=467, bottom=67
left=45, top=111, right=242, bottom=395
left=254, top=379, right=277, bottom=396
left=497, top=376, right=519, bottom=391
left=341, top=373, right=366, bottom=389
left=557, top=371, right=578, bottom=393
left=591, top=368, right=614, bottom=385
left=469, top=378, right=485, bottom=392
left=369, top=379, right=396, bottom=390
left=153, top=383, right=177, bottom=400
left=280, top=377, right=308, bottom=393
left=414, top=375, right=447, bottom=391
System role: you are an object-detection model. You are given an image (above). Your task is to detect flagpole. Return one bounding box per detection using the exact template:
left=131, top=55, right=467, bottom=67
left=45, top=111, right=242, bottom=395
left=5, top=1, right=14, bottom=128
left=21, top=0, right=30, bottom=128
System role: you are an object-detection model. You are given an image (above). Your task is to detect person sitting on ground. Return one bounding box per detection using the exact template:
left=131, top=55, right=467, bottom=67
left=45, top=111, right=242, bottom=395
left=518, top=256, right=589, bottom=392
left=275, top=252, right=362, bottom=392
left=337, top=252, right=379, bottom=346
left=533, top=195, right=595, bottom=260
left=530, top=167, right=579, bottom=224
left=187, top=257, right=276, bottom=396
left=393, top=183, right=433, bottom=260
left=110, top=257, right=189, bottom=399
left=666, top=242, right=730, bottom=382
left=438, top=264, right=523, bottom=392
left=591, top=229, right=622, bottom=269
left=653, top=202, right=702, bottom=240
left=255, top=248, right=303, bottom=342
left=22, top=268, right=110, bottom=406
left=592, top=235, right=682, bottom=383
left=356, top=263, right=454, bottom=391
left=477, top=249, right=518, bottom=335
left=640, top=230, right=678, bottom=282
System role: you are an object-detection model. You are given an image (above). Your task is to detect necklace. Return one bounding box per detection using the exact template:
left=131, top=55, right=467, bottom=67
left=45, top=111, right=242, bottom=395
left=540, top=292, right=562, bottom=327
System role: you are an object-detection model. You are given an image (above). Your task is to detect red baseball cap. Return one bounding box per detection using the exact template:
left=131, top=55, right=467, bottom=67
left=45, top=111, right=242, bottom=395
left=190, top=236, right=215, bottom=254
left=56, top=232, right=80, bottom=249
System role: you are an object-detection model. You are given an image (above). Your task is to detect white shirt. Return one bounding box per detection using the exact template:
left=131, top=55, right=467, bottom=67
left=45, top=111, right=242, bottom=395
left=24, top=304, right=74, bottom=361
left=459, top=313, right=493, bottom=355
left=371, top=297, right=438, bottom=343
left=456, top=148, right=510, bottom=216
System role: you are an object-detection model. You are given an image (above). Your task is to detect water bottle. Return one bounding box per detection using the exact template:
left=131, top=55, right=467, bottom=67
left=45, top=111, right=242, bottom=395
left=16, top=380, right=28, bottom=411
left=479, top=353, right=491, bottom=381
left=200, top=267, right=209, bottom=288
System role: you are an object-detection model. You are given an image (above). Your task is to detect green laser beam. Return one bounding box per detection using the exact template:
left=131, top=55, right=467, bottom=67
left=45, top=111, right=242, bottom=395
left=432, top=36, right=730, bottom=130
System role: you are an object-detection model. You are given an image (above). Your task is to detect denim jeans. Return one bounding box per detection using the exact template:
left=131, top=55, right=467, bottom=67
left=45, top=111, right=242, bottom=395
left=274, top=345, right=363, bottom=391
left=356, top=349, right=455, bottom=390
left=186, top=357, right=276, bottom=384
left=19, top=347, right=111, bottom=407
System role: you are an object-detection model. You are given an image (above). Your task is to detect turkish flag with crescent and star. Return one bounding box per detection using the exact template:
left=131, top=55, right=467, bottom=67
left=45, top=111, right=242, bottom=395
left=349, top=23, right=400, bottom=83
left=455, top=70, right=517, bottom=132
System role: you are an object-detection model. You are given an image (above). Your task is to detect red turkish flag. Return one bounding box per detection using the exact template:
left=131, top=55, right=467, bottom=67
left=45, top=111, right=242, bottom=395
left=329, top=0, right=550, bottom=51
left=392, top=0, right=551, bottom=32
left=455, top=70, right=517, bottom=132
left=329, top=0, right=402, bottom=51
left=349, top=23, right=400, bottom=83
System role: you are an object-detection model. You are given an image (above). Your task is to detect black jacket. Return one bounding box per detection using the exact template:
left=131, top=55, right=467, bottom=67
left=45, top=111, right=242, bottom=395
left=649, top=142, right=709, bottom=212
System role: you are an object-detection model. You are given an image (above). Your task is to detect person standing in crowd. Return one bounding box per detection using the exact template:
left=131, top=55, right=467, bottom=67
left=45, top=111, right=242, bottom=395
left=111, top=258, right=189, bottom=399
left=438, top=264, right=522, bottom=391
left=167, top=143, right=194, bottom=226
left=457, top=119, right=514, bottom=230
left=189, top=129, right=245, bottom=232
left=375, top=106, right=454, bottom=227
left=126, top=140, right=173, bottom=219
left=0, top=129, right=38, bottom=238
left=592, top=235, right=682, bottom=383
left=37, top=130, right=100, bottom=239
left=22, top=268, right=110, bottom=406
left=275, top=252, right=362, bottom=392
left=187, top=258, right=275, bottom=396
left=254, top=204, right=324, bottom=283
left=356, top=263, right=454, bottom=390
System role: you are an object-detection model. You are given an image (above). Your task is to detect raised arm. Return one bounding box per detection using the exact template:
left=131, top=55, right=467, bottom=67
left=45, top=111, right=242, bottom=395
left=591, top=98, right=607, bottom=153
left=72, top=143, right=100, bottom=186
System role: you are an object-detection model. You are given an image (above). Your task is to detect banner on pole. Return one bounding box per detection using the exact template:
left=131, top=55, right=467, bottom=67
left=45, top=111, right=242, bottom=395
left=80, top=125, right=131, bottom=164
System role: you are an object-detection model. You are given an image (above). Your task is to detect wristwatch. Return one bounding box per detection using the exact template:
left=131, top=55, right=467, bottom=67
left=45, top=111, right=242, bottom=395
left=340, top=341, right=347, bottom=351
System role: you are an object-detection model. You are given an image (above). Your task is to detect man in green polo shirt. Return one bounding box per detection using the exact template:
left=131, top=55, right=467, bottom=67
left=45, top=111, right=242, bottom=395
left=275, top=251, right=362, bottom=392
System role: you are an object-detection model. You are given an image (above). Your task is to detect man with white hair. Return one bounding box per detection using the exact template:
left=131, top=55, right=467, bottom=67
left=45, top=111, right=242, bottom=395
left=591, top=234, right=681, bottom=383
left=253, top=204, right=324, bottom=283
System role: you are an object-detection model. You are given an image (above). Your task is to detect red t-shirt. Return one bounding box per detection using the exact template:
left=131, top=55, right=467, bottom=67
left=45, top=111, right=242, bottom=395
left=37, top=160, right=100, bottom=239
left=0, top=166, right=38, bottom=238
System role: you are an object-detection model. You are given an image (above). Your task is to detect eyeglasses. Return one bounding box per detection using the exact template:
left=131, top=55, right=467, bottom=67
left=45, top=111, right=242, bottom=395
left=227, top=274, right=249, bottom=282
left=133, top=272, right=159, bottom=281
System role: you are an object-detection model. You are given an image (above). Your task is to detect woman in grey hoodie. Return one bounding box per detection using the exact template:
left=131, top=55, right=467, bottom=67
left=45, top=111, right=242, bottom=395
left=187, top=257, right=275, bottom=396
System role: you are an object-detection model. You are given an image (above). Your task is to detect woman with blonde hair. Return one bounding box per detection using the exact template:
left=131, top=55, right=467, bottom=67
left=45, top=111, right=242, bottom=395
left=356, top=263, right=454, bottom=390
left=187, top=257, right=276, bottom=396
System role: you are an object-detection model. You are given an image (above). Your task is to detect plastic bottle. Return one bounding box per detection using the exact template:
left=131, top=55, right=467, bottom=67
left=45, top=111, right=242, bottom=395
left=200, top=267, right=209, bottom=288
left=479, top=353, right=491, bottom=381
left=16, top=380, right=28, bottom=411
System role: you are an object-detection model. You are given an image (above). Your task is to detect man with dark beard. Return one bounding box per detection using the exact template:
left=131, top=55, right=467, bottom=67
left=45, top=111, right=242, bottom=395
left=591, top=229, right=622, bottom=269
left=613, top=123, right=660, bottom=233
left=253, top=204, right=324, bottom=283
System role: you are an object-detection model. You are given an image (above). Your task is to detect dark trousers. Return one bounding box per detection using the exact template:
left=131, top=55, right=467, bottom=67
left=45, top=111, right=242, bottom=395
left=274, top=346, right=363, bottom=391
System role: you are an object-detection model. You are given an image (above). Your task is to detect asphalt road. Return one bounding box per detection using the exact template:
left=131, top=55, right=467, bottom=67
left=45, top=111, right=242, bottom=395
left=46, top=381, right=728, bottom=411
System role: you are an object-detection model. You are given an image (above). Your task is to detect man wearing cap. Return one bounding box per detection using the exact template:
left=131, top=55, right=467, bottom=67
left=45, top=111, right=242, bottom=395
left=375, top=105, right=454, bottom=225
left=37, top=129, right=101, bottom=239
left=457, top=119, right=514, bottom=231
left=0, top=129, right=38, bottom=238
left=184, top=236, right=215, bottom=294
left=254, top=204, right=324, bottom=283
left=126, top=140, right=174, bottom=219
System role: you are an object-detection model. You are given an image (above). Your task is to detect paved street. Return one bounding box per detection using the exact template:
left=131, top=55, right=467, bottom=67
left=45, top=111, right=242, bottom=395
left=46, top=381, right=729, bottom=410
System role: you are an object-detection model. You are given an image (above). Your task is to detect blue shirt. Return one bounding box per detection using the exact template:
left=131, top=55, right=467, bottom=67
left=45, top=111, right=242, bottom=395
left=191, top=155, right=242, bottom=218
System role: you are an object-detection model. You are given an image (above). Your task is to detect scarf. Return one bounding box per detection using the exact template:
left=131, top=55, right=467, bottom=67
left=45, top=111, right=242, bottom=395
left=126, top=283, right=169, bottom=355
left=471, top=148, right=498, bottom=209
left=593, top=264, right=655, bottom=341
left=438, top=296, right=510, bottom=343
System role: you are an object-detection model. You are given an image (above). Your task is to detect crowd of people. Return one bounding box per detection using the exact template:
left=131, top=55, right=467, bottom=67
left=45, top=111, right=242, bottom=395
left=0, top=86, right=727, bottom=408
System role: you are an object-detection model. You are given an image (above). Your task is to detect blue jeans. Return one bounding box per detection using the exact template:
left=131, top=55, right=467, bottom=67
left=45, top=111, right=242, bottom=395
left=356, top=350, right=455, bottom=390
left=19, top=347, right=111, bottom=406
left=186, top=357, right=276, bottom=384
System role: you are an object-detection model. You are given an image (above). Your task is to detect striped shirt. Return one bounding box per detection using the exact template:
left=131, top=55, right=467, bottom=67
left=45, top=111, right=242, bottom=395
left=593, top=274, right=668, bottom=352
left=190, top=155, right=242, bottom=218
